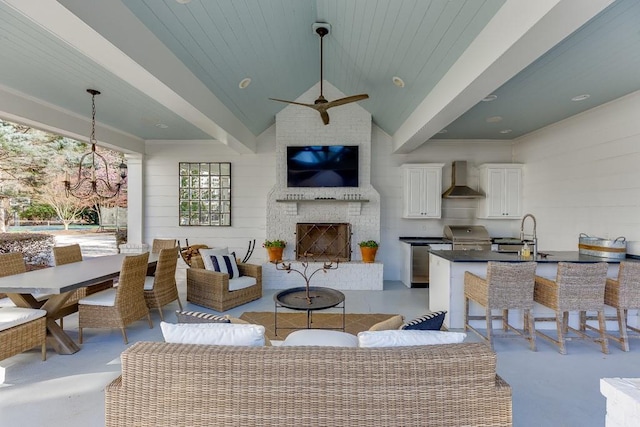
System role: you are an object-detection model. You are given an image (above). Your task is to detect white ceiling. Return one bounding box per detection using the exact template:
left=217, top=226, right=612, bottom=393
left=0, top=0, right=634, bottom=155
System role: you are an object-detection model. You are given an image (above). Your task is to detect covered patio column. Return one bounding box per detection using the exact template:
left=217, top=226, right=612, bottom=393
left=119, top=153, right=149, bottom=253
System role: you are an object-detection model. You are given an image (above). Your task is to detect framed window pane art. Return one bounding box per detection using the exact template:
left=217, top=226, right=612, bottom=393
left=179, top=162, right=231, bottom=226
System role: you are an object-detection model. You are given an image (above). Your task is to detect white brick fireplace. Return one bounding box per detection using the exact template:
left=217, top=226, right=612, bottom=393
left=263, top=82, right=382, bottom=291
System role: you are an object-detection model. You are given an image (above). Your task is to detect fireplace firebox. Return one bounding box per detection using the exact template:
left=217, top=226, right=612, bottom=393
left=296, top=223, right=351, bottom=261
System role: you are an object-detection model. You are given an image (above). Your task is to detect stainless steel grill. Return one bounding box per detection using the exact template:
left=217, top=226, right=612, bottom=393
left=443, top=225, right=491, bottom=251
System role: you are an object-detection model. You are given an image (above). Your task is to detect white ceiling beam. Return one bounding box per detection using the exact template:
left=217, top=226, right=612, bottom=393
left=0, top=84, right=144, bottom=153
left=392, top=0, right=615, bottom=154
left=3, top=0, right=256, bottom=154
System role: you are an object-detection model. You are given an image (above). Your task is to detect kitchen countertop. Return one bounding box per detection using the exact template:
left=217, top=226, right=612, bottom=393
left=399, top=237, right=451, bottom=245
left=429, top=250, right=628, bottom=263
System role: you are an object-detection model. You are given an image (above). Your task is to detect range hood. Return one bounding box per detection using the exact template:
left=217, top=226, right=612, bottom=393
left=442, top=161, right=485, bottom=199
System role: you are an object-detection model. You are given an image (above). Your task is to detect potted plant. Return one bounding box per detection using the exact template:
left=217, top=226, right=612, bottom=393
left=263, top=239, right=286, bottom=262
left=358, top=240, right=379, bottom=263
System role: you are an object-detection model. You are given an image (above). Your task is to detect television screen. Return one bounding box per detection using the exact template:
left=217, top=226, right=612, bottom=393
left=287, top=145, right=359, bottom=187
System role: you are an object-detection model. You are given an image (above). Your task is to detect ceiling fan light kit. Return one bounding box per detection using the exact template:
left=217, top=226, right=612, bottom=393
left=269, top=22, right=369, bottom=125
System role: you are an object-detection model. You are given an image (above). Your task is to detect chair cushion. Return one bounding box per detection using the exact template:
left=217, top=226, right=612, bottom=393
left=401, top=311, right=446, bottom=330
left=199, top=248, right=230, bottom=270
left=143, top=276, right=155, bottom=290
left=78, top=288, right=117, bottom=306
left=228, top=276, right=256, bottom=291
left=175, top=310, right=230, bottom=324
left=357, top=330, right=466, bottom=347
left=281, top=329, right=358, bottom=347
left=368, top=315, right=405, bottom=331
left=0, top=307, right=47, bottom=332
left=160, top=321, right=265, bottom=346
left=204, top=254, right=241, bottom=279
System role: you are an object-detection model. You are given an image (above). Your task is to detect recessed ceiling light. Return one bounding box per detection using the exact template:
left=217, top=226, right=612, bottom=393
left=486, top=116, right=503, bottom=123
left=437, top=129, right=448, bottom=134
left=571, top=94, right=590, bottom=101
left=239, top=77, right=252, bottom=89
left=482, top=94, right=497, bottom=102
left=499, top=129, right=512, bottom=134
left=392, top=76, right=405, bottom=88
left=176, top=0, right=191, bottom=4
left=155, top=123, right=168, bottom=129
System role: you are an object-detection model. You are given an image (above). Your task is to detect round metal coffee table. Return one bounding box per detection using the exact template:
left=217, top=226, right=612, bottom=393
left=273, top=286, right=345, bottom=336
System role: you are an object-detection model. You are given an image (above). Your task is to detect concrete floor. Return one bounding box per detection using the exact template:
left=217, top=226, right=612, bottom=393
left=0, top=234, right=637, bottom=426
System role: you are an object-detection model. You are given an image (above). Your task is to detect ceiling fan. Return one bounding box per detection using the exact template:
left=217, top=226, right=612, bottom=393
left=269, top=23, right=369, bottom=125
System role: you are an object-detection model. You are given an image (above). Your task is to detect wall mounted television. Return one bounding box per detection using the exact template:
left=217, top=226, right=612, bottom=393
left=287, top=145, right=359, bottom=188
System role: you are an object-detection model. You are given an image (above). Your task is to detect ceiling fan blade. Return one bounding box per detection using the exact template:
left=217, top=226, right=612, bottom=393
left=325, top=94, right=369, bottom=109
left=269, top=98, right=316, bottom=108
left=319, top=110, right=330, bottom=125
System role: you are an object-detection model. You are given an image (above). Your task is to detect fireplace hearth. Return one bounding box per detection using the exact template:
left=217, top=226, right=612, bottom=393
left=296, top=223, right=351, bottom=261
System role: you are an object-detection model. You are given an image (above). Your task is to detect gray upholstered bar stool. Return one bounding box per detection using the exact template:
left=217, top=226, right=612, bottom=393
left=534, top=262, right=609, bottom=355
left=464, top=261, right=538, bottom=350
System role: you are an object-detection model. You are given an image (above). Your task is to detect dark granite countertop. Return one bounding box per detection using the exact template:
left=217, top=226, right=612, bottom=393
left=429, top=250, right=625, bottom=263
left=399, top=237, right=451, bottom=245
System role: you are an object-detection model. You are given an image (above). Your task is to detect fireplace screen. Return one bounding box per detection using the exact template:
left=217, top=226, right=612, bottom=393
left=296, top=223, right=351, bottom=261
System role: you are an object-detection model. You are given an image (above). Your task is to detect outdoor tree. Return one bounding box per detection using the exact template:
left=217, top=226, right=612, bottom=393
left=38, top=174, right=92, bottom=230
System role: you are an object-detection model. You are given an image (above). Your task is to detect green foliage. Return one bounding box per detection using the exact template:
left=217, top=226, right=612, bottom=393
left=263, top=239, right=286, bottom=248
left=19, top=203, right=57, bottom=221
left=358, top=240, right=379, bottom=248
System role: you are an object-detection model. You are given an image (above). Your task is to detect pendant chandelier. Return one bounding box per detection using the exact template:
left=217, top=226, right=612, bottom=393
left=64, top=89, right=127, bottom=199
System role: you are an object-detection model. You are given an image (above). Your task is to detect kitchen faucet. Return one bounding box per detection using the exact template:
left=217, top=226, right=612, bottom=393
left=520, top=213, right=538, bottom=257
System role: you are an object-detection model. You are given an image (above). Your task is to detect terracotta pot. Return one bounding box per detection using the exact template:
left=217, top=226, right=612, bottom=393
left=267, top=247, right=284, bottom=262
left=360, top=246, right=378, bottom=263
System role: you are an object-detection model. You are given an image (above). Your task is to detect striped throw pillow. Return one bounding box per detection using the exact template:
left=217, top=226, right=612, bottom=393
left=401, top=311, right=446, bottom=331
left=175, top=310, right=230, bottom=324
left=207, top=254, right=241, bottom=279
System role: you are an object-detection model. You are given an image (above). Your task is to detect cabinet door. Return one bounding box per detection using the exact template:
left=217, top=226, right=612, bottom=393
left=402, top=166, right=442, bottom=218
left=485, top=168, right=506, bottom=217
left=503, top=168, right=522, bottom=216
left=422, top=167, right=441, bottom=217
left=404, top=168, right=426, bottom=217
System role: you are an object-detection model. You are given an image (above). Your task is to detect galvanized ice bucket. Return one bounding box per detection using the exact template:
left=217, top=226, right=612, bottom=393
left=578, top=233, right=626, bottom=259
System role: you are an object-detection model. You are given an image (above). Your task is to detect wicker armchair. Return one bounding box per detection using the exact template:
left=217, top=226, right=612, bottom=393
left=78, top=252, right=152, bottom=344
left=187, top=256, right=262, bottom=312
left=52, top=244, right=114, bottom=328
left=0, top=252, right=48, bottom=308
left=0, top=307, right=47, bottom=362
left=151, top=239, right=177, bottom=254
left=464, top=262, right=538, bottom=350
left=534, top=262, right=609, bottom=355
left=143, top=248, right=181, bottom=320
left=601, top=261, right=640, bottom=351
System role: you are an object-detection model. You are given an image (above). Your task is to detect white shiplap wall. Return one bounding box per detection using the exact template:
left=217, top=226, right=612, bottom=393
left=514, top=89, right=640, bottom=251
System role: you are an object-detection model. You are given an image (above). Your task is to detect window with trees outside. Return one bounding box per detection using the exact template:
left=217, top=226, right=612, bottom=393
left=179, top=162, right=231, bottom=226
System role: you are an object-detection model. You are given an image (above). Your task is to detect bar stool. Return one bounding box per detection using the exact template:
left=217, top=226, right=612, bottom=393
left=464, top=261, right=538, bottom=350
left=600, top=261, right=640, bottom=351
left=534, top=262, right=609, bottom=355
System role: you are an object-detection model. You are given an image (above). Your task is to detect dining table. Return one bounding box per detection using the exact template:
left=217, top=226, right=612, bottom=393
left=0, top=252, right=158, bottom=355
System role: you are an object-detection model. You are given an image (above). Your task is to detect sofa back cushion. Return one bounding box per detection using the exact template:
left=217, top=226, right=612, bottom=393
left=357, top=330, right=466, bottom=347
left=160, top=321, right=265, bottom=346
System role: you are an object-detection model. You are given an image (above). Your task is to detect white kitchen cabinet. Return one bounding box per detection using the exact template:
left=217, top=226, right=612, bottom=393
left=477, top=164, right=523, bottom=218
left=401, top=163, right=444, bottom=218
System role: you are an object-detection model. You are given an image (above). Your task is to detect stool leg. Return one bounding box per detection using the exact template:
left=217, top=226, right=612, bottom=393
left=464, top=297, right=470, bottom=331
left=502, top=309, right=509, bottom=332
left=556, top=312, right=567, bottom=355
left=525, top=308, right=537, bottom=351
left=597, top=310, right=609, bottom=354
left=486, top=307, right=494, bottom=350
left=616, top=308, right=630, bottom=352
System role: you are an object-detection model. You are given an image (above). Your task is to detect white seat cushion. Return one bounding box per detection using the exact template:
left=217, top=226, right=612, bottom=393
left=0, top=307, right=46, bottom=332
left=357, top=330, right=467, bottom=347
left=282, top=329, right=358, bottom=347
left=228, top=276, right=256, bottom=291
left=160, top=321, right=265, bottom=346
left=78, top=288, right=117, bottom=307
left=143, top=276, right=155, bottom=291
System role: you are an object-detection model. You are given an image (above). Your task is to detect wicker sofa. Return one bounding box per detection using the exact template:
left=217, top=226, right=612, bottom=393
left=105, top=341, right=512, bottom=427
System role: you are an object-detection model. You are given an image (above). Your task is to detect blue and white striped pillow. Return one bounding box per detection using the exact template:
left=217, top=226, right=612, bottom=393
left=401, top=311, right=446, bottom=331
left=207, top=254, right=241, bottom=279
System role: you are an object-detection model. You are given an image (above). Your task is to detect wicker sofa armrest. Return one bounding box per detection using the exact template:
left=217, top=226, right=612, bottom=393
left=237, top=262, right=261, bottom=278
left=187, top=268, right=229, bottom=292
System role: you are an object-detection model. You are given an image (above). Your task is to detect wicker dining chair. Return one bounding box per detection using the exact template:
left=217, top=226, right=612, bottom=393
left=143, top=247, right=181, bottom=320
left=151, top=239, right=177, bottom=254
left=464, top=261, right=538, bottom=350
left=78, top=252, right=152, bottom=344
left=0, top=252, right=49, bottom=307
left=600, top=261, right=640, bottom=351
left=52, top=244, right=114, bottom=329
left=534, top=262, right=609, bottom=355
